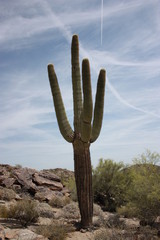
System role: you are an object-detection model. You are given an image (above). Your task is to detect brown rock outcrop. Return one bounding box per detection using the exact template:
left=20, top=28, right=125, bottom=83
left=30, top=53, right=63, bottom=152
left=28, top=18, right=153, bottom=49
left=12, top=168, right=37, bottom=194
left=33, top=173, right=63, bottom=190
left=39, top=170, right=61, bottom=182
left=0, top=164, right=72, bottom=202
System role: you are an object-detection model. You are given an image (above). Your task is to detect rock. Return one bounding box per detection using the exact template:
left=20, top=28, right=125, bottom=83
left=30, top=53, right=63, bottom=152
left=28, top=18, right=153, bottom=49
left=0, top=176, right=6, bottom=184
left=49, top=168, right=74, bottom=182
left=39, top=170, right=61, bottom=182
left=35, top=187, right=56, bottom=201
left=0, top=224, right=5, bottom=240
left=4, top=228, right=48, bottom=240
left=33, top=173, right=63, bottom=190
left=37, top=217, right=52, bottom=225
left=0, top=200, right=5, bottom=205
left=61, top=187, right=71, bottom=195
left=2, top=177, right=15, bottom=188
left=0, top=164, right=72, bottom=203
left=0, top=165, right=12, bottom=177
left=12, top=184, right=22, bottom=192
left=12, top=168, right=37, bottom=194
left=80, top=228, right=87, bottom=233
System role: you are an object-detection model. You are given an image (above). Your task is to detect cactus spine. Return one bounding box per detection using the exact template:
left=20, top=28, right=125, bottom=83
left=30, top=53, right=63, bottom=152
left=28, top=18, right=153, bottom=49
left=48, top=35, right=106, bottom=228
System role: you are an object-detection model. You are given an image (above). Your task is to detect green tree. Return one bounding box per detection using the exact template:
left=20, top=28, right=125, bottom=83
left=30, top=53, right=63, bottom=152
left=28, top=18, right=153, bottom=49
left=93, top=159, right=131, bottom=212
left=48, top=35, right=106, bottom=227
left=120, top=150, right=160, bottom=224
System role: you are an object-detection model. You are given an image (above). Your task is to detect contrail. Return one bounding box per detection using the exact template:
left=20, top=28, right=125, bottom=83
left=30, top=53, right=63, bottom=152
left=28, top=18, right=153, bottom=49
left=101, top=0, right=103, bottom=46
left=106, top=79, right=160, bottom=119
left=43, top=2, right=160, bottom=119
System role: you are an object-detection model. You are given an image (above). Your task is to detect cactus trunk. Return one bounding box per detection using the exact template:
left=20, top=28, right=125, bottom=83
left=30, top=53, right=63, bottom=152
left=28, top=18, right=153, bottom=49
left=73, top=139, right=93, bottom=227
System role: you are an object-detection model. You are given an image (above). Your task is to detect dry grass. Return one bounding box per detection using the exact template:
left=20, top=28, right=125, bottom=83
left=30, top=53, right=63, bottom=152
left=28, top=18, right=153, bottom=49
left=49, top=195, right=71, bottom=208
left=6, top=199, right=39, bottom=227
left=61, top=202, right=80, bottom=220
left=0, top=205, right=8, bottom=218
left=0, top=188, right=16, bottom=201
left=36, top=221, right=73, bottom=240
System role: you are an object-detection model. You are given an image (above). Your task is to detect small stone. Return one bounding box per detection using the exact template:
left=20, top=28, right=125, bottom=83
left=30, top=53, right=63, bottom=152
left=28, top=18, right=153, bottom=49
left=80, top=229, right=87, bottom=233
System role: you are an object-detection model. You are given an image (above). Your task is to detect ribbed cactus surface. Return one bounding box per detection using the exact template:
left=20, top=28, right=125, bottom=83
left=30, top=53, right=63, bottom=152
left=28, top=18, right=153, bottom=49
left=48, top=35, right=106, bottom=144
left=48, top=34, right=106, bottom=228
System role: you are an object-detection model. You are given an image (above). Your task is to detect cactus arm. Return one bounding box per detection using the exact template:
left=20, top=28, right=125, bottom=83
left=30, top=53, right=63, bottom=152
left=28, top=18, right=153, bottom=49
left=71, top=35, right=83, bottom=133
left=81, top=59, right=93, bottom=142
left=48, top=64, right=74, bottom=143
left=90, top=69, right=106, bottom=143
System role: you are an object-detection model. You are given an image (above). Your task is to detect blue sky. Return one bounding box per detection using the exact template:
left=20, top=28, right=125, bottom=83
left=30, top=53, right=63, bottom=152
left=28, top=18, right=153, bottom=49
left=0, top=0, right=160, bottom=170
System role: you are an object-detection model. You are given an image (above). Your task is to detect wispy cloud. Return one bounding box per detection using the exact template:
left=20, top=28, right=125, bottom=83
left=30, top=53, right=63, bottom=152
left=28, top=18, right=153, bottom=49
left=0, top=0, right=159, bottom=169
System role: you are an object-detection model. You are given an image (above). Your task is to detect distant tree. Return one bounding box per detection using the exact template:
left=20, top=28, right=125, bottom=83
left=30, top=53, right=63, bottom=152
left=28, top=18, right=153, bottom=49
left=92, top=159, right=131, bottom=212
left=133, top=149, right=160, bottom=165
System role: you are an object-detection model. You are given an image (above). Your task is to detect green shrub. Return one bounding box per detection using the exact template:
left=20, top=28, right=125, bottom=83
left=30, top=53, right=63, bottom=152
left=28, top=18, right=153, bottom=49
left=8, top=199, right=39, bottom=226
left=93, top=159, right=131, bottom=212
left=36, top=222, right=73, bottom=240
left=122, top=150, right=160, bottom=223
left=117, top=204, right=138, bottom=218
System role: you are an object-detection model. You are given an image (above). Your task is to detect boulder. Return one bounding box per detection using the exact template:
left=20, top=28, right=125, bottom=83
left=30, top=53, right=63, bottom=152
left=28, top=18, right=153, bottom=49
left=12, top=168, right=37, bottom=194
left=39, top=170, right=61, bottom=182
left=33, top=173, right=63, bottom=190
left=12, top=184, right=22, bottom=192
left=0, top=164, right=71, bottom=203
left=4, top=228, right=48, bottom=240
left=35, top=187, right=57, bottom=201
left=0, top=165, right=12, bottom=177
left=2, top=177, right=15, bottom=188
left=0, top=224, right=5, bottom=240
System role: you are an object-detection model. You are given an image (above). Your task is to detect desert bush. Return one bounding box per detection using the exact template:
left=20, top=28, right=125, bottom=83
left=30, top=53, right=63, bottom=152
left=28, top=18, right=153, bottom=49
left=106, top=214, right=125, bottom=229
left=94, top=228, right=158, bottom=240
left=49, top=195, right=71, bottom=208
left=121, top=150, right=160, bottom=223
left=64, top=177, right=77, bottom=202
left=94, top=229, right=126, bottom=240
left=0, top=188, right=16, bottom=201
left=117, top=204, right=138, bottom=218
left=8, top=199, right=39, bottom=226
left=36, top=222, right=73, bottom=240
left=93, top=159, right=131, bottom=212
left=61, top=202, right=80, bottom=219
left=0, top=205, right=8, bottom=218
left=35, top=202, right=55, bottom=218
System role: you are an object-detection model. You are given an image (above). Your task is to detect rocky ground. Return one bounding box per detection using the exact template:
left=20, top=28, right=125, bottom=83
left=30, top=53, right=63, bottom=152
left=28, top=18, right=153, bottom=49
left=0, top=164, right=159, bottom=240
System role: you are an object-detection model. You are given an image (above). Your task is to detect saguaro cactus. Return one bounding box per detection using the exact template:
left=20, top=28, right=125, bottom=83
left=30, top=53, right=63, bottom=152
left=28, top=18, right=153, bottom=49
left=48, top=35, right=106, bottom=228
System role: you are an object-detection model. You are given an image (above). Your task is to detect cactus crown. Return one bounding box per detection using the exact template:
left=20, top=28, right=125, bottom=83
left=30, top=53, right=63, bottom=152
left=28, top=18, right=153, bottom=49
left=48, top=35, right=106, bottom=144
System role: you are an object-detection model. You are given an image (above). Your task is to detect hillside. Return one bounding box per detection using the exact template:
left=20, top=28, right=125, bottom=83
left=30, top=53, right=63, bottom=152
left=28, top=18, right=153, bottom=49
left=0, top=164, right=160, bottom=240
